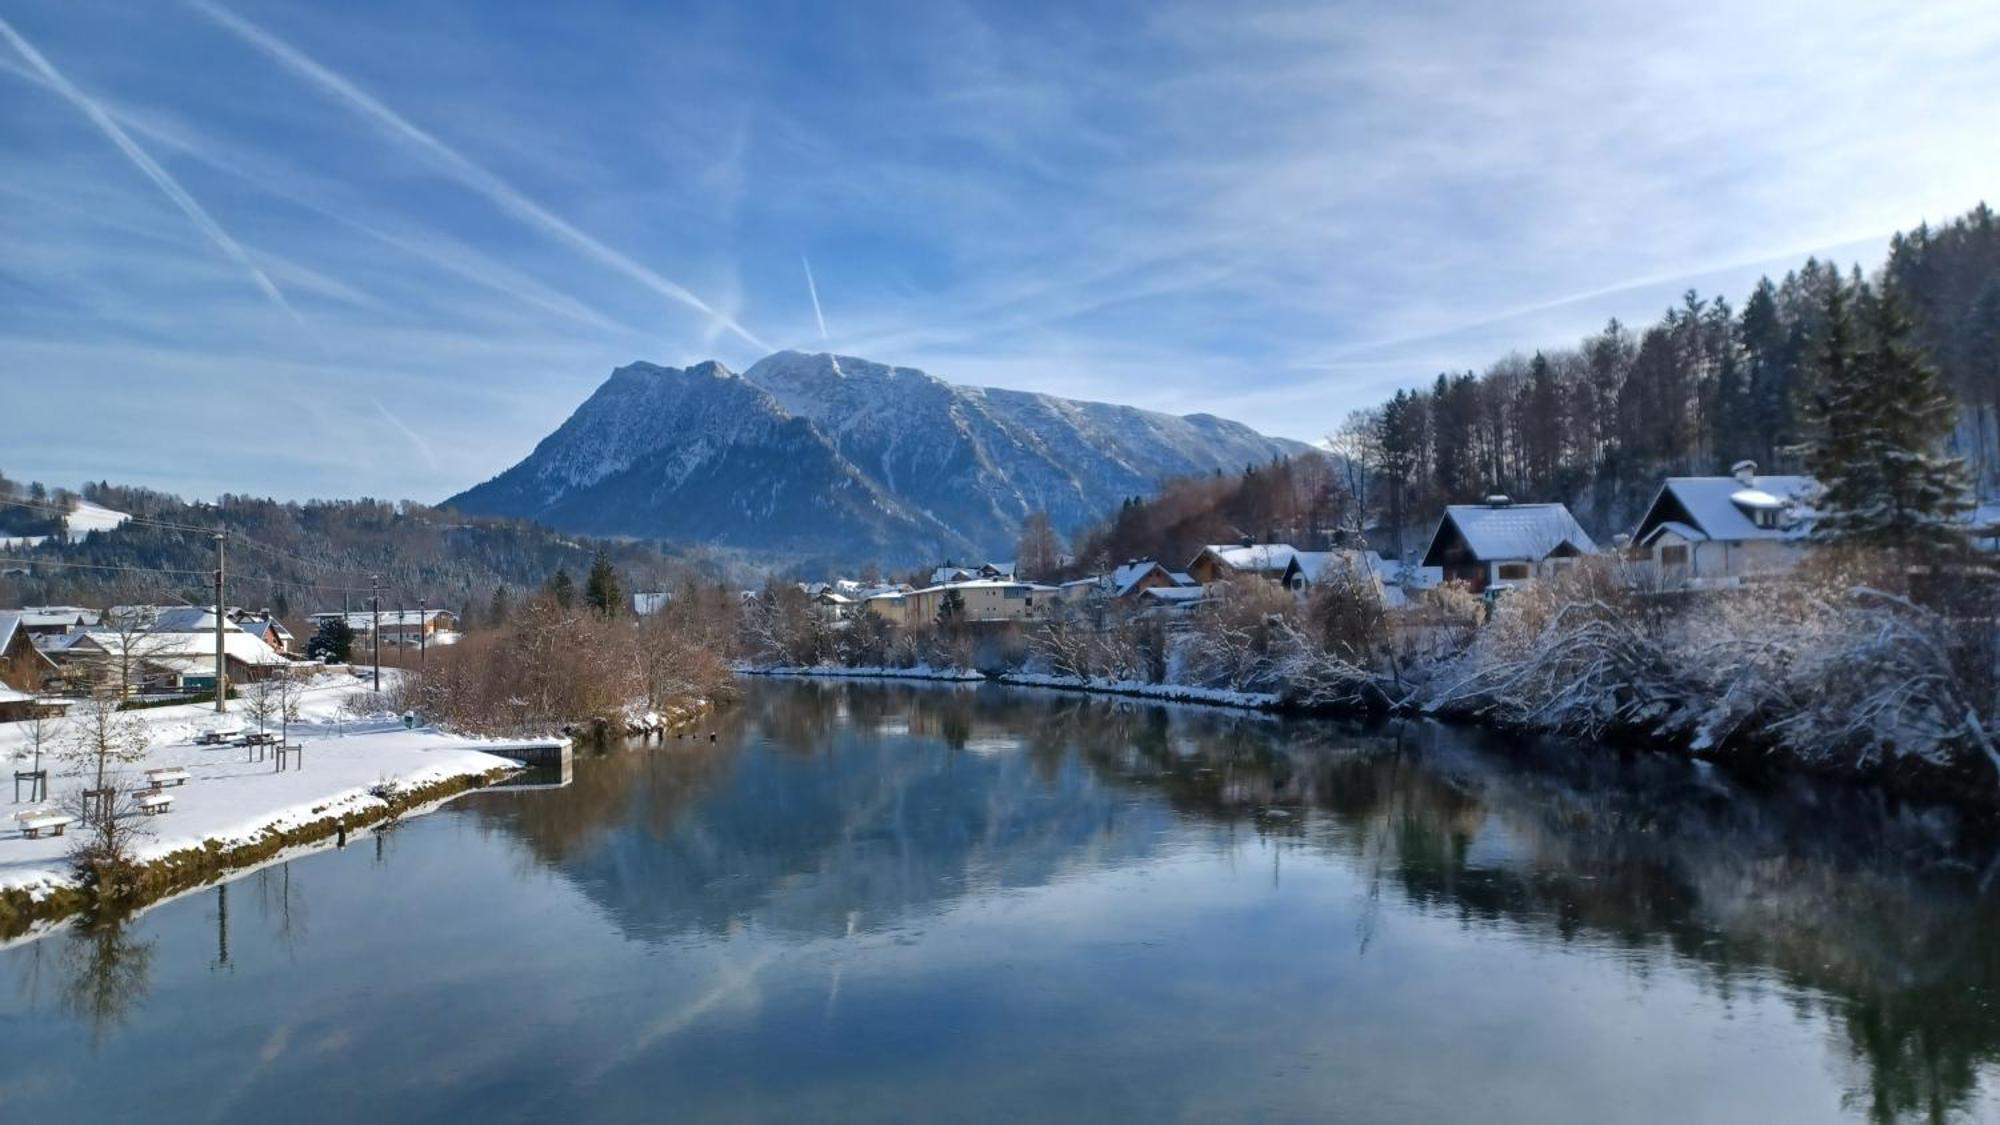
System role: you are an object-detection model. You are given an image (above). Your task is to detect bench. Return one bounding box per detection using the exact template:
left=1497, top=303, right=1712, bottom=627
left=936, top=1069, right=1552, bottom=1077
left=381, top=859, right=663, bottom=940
left=145, top=767, right=191, bottom=789
left=134, top=791, right=174, bottom=816
left=16, top=809, right=75, bottom=838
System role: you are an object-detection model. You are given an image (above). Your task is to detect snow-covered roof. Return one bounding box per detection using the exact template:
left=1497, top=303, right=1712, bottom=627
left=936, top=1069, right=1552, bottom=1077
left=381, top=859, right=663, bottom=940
left=1638, top=520, right=1708, bottom=547
left=0, top=612, right=23, bottom=653
left=1140, top=586, right=1205, bottom=603
left=1635, top=475, right=1816, bottom=544
left=1194, top=543, right=1299, bottom=575
left=308, top=609, right=456, bottom=629
left=1109, top=560, right=1180, bottom=597
left=1288, top=549, right=1388, bottom=585
left=928, top=561, right=1017, bottom=585
left=11, top=606, right=99, bottom=629
left=1426, top=504, right=1596, bottom=564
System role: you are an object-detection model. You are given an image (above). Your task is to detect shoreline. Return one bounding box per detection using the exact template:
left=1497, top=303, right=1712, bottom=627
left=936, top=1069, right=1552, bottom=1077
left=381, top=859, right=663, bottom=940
left=0, top=762, right=517, bottom=939
left=735, top=664, right=2000, bottom=814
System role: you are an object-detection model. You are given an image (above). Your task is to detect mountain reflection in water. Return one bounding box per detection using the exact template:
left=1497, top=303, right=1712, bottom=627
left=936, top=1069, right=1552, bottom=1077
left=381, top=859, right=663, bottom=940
left=3, top=679, right=1995, bottom=1124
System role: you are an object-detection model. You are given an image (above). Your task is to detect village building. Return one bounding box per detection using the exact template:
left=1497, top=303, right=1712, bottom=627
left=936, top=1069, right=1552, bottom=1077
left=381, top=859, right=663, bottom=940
left=1103, top=560, right=1196, bottom=601
left=1185, top=543, right=1299, bottom=585
left=0, top=685, right=68, bottom=723
left=308, top=608, right=459, bottom=646
left=228, top=610, right=294, bottom=654
left=0, top=611, right=64, bottom=694
left=864, top=579, right=1059, bottom=626
left=1630, top=462, right=1815, bottom=582
left=928, top=561, right=1017, bottom=586
left=1281, top=549, right=1408, bottom=607
left=632, top=591, right=671, bottom=616
left=1419, top=497, right=1596, bottom=592
left=10, top=605, right=99, bottom=638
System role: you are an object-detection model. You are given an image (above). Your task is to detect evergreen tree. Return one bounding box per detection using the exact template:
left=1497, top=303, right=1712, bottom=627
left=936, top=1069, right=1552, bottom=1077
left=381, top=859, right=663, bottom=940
left=305, top=617, right=354, bottom=663
left=936, top=588, right=966, bottom=626
left=584, top=550, right=623, bottom=617
left=489, top=585, right=511, bottom=626
left=547, top=567, right=576, bottom=609
left=1806, top=284, right=1970, bottom=553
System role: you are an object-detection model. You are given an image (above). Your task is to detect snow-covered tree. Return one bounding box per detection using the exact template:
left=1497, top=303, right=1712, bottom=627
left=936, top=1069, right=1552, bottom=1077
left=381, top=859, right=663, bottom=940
left=1806, top=284, right=1971, bottom=554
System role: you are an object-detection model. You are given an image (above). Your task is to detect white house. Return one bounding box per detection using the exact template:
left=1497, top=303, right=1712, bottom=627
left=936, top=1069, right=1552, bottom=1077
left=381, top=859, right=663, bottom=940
left=1282, top=549, right=1406, bottom=607
left=1630, top=462, right=1815, bottom=582
left=1419, top=497, right=1596, bottom=591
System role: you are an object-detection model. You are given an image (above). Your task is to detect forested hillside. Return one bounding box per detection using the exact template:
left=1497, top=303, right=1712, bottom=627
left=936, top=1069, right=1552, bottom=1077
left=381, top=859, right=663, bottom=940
left=1068, top=204, right=1998, bottom=564
left=0, top=476, right=713, bottom=625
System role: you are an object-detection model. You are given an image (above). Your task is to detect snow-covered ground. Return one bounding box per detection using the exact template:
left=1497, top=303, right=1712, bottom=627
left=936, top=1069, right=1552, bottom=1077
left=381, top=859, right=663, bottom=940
left=736, top=663, right=1282, bottom=711
left=0, top=673, right=533, bottom=900
left=0, top=498, right=129, bottom=549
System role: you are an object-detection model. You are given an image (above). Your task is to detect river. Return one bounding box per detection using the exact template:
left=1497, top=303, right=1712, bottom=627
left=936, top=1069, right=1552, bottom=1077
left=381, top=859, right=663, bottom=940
left=3, top=679, right=1998, bottom=1123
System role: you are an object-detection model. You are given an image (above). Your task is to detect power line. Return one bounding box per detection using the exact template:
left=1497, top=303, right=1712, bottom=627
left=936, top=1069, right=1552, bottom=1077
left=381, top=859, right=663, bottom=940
left=0, top=555, right=380, bottom=593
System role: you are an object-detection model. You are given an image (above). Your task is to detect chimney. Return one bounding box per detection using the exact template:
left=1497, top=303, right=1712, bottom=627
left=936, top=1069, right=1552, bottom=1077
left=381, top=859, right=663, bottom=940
left=1731, top=460, right=1758, bottom=486
left=1239, top=534, right=1255, bottom=548
left=1485, top=494, right=1512, bottom=508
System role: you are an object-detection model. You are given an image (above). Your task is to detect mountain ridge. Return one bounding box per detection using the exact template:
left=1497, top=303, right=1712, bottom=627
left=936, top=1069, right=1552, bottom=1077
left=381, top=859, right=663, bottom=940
left=445, top=351, right=1311, bottom=565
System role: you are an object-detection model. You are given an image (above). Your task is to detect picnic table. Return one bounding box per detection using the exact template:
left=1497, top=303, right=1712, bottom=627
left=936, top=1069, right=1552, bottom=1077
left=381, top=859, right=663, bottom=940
left=16, top=808, right=75, bottom=838
left=145, top=767, right=191, bottom=789
left=134, top=791, right=174, bottom=816
left=237, top=731, right=279, bottom=761
left=194, top=728, right=246, bottom=746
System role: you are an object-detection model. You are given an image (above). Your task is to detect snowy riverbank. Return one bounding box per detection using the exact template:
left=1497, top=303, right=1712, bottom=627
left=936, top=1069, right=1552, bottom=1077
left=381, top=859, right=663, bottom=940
left=0, top=674, right=542, bottom=928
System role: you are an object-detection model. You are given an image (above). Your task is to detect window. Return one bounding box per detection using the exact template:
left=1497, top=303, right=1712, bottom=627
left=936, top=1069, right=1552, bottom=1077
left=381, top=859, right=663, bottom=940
left=1497, top=563, right=1531, bottom=581
left=1661, top=544, right=1689, bottom=566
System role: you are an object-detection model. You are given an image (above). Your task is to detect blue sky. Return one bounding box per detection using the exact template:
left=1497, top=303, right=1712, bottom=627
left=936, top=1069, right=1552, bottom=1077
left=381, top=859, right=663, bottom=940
left=3, top=0, right=1997, bottom=502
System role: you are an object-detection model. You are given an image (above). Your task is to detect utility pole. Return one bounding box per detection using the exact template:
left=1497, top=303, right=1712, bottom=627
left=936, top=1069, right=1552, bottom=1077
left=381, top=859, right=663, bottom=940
left=370, top=574, right=381, bottom=693
left=418, top=596, right=427, bottom=673
left=213, top=532, right=228, bottom=713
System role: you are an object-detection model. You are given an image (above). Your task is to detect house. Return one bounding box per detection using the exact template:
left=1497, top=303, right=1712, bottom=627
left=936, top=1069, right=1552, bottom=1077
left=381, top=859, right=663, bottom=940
left=0, top=611, right=63, bottom=694
left=928, top=561, right=1017, bottom=586
left=1419, top=497, right=1596, bottom=591
left=1630, top=462, right=1815, bottom=582
left=1103, top=560, right=1195, bottom=601
left=1136, top=586, right=1206, bottom=615
left=633, top=591, right=670, bottom=616
left=866, top=579, right=1058, bottom=625
left=1185, top=543, right=1299, bottom=585
left=10, top=606, right=98, bottom=637
left=1281, top=549, right=1407, bottom=608
left=54, top=627, right=291, bottom=689
left=308, top=609, right=459, bottom=646
left=229, top=611, right=294, bottom=654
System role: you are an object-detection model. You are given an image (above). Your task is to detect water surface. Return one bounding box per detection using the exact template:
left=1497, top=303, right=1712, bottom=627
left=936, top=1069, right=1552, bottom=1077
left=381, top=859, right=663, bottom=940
left=3, top=680, right=1998, bottom=1123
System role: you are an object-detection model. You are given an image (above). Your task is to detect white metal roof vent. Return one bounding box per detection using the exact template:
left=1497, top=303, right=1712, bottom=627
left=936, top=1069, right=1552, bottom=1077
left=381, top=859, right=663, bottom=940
left=1484, top=494, right=1512, bottom=508
left=1731, top=459, right=1758, bottom=485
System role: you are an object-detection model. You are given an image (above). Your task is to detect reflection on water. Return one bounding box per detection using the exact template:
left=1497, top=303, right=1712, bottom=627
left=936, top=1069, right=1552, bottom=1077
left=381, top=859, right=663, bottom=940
left=3, top=679, right=1997, bottom=1123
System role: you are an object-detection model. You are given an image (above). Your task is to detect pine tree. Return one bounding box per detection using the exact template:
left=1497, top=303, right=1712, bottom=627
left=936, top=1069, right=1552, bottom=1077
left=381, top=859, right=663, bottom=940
left=305, top=617, right=354, bottom=663
left=1806, top=284, right=1970, bottom=554
left=547, top=568, right=576, bottom=609
left=584, top=550, right=622, bottom=618
left=489, top=585, right=511, bottom=626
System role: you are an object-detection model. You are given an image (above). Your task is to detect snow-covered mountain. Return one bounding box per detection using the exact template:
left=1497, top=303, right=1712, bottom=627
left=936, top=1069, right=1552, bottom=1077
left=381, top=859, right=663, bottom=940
left=445, top=351, right=1309, bottom=564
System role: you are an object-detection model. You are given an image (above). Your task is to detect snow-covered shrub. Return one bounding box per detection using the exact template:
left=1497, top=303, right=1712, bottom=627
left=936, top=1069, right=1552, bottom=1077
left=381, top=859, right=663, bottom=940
left=1180, top=578, right=1301, bottom=693
left=1429, top=561, right=1685, bottom=739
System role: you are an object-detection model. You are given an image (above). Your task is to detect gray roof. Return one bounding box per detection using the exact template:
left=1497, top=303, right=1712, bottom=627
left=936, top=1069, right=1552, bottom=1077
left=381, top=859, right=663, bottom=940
left=1427, top=503, right=1595, bottom=563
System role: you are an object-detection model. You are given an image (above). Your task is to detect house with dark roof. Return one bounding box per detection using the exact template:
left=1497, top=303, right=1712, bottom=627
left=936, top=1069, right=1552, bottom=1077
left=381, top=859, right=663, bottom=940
left=0, top=611, right=63, bottom=694
left=1419, top=497, right=1596, bottom=592
left=1630, top=462, right=1815, bottom=582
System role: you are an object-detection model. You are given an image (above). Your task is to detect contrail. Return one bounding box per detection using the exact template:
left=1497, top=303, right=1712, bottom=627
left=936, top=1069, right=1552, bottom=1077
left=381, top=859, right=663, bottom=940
left=0, top=15, right=301, bottom=324
left=802, top=255, right=828, bottom=340
left=192, top=0, right=769, bottom=351
left=369, top=397, right=438, bottom=469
